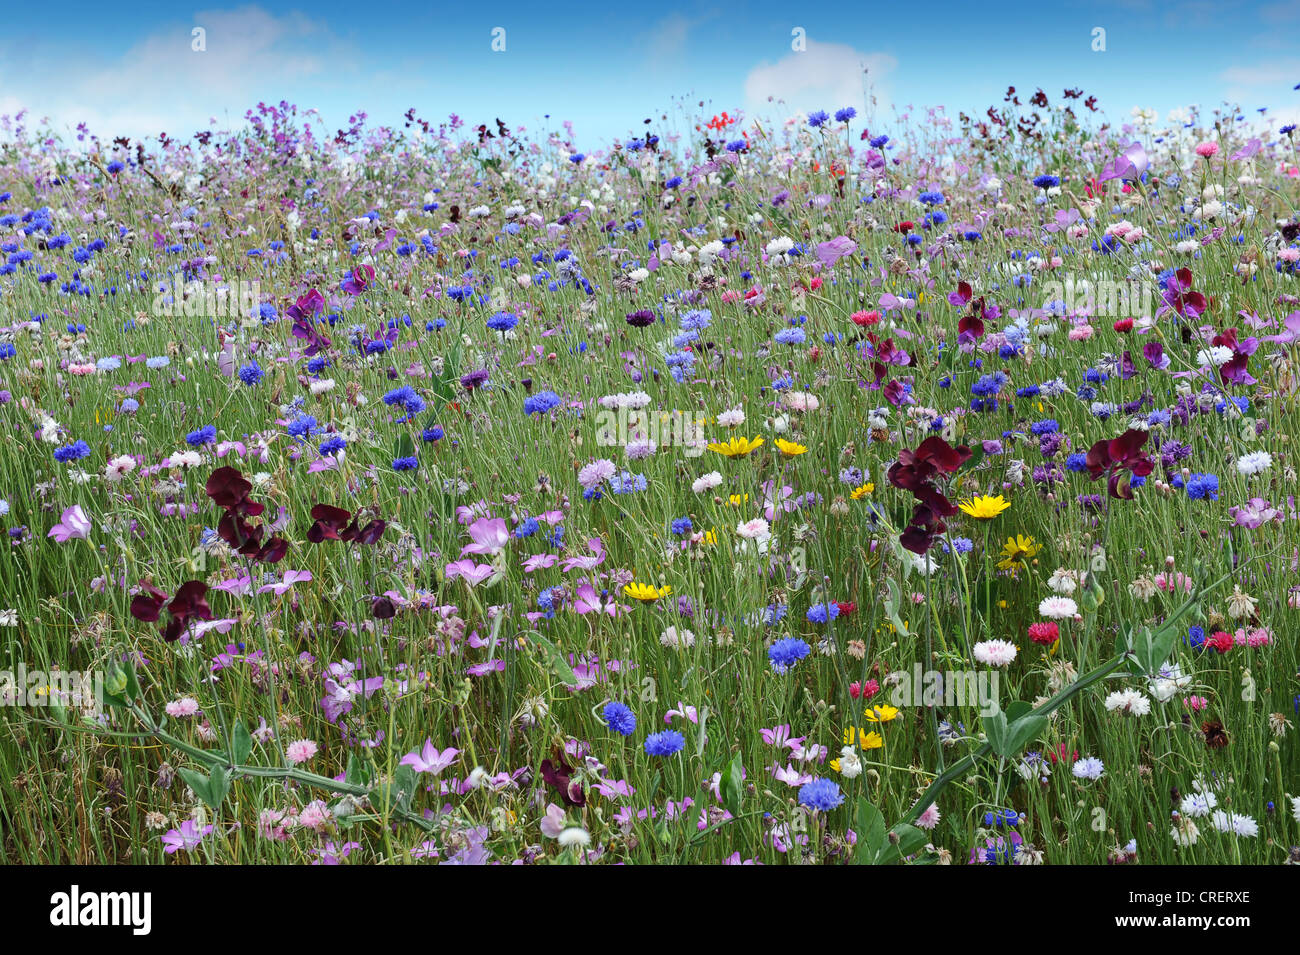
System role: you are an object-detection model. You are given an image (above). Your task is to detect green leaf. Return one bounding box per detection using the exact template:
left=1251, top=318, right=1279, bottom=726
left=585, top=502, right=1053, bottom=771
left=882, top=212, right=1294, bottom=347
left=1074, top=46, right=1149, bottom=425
left=229, top=721, right=253, bottom=766
left=855, top=797, right=888, bottom=864
left=721, top=752, right=744, bottom=818
left=530, top=631, right=579, bottom=687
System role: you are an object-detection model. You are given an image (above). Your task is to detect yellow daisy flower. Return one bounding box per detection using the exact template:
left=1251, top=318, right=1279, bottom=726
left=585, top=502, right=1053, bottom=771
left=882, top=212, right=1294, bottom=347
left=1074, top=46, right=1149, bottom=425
left=842, top=727, right=884, bottom=749
left=624, top=582, right=672, bottom=601
left=707, top=435, right=764, bottom=458
left=863, top=704, right=900, bottom=723
left=774, top=438, right=808, bottom=456
left=850, top=482, right=875, bottom=500
left=957, top=494, right=1011, bottom=520
left=997, top=534, right=1040, bottom=572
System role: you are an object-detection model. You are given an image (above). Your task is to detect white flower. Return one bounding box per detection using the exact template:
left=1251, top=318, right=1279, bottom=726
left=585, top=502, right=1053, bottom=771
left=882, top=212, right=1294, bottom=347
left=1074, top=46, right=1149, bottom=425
left=1210, top=810, right=1258, bottom=837
left=1196, top=345, right=1234, bottom=367
left=105, top=455, right=136, bottom=482
left=1038, top=596, right=1078, bottom=619
left=557, top=826, right=591, bottom=849
left=916, top=803, right=941, bottom=830
left=782, top=391, right=820, bottom=413
left=1072, top=756, right=1105, bottom=780
left=716, top=407, right=745, bottom=427
left=1105, top=689, right=1151, bottom=716
left=1180, top=791, right=1217, bottom=818
left=167, top=450, right=202, bottom=469
left=692, top=471, right=723, bottom=494
left=735, top=518, right=771, bottom=541
left=1235, top=451, right=1272, bottom=476
left=837, top=745, right=862, bottom=779
left=973, top=639, right=1018, bottom=667
left=660, top=626, right=695, bottom=649
left=764, top=236, right=795, bottom=256
left=310, top=378, right=336, bottom=395
left=1171, top=818, right=1199, bottom=847
left=1292, top=796, right=1300, bottom=824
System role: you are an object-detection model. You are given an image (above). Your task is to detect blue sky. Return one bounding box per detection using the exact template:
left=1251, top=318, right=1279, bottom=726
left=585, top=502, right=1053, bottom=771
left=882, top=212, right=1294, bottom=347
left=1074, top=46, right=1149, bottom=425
left=1, top=1, right=1296, bottom=148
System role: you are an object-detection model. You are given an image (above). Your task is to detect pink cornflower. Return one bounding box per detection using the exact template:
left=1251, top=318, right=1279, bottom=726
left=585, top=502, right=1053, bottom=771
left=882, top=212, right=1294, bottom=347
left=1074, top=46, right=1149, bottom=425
left=1194, top=141, right=1220, bottom=158
left=285, top=738, right=318, bottom=764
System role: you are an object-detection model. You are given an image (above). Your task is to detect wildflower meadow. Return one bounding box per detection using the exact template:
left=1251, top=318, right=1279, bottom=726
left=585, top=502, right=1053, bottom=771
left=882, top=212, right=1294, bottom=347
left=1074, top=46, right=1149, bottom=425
left=1, top=80, right=1299, bottom=871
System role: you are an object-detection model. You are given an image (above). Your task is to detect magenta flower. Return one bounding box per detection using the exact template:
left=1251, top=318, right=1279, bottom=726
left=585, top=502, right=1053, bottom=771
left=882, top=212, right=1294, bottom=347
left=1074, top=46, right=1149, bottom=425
left=256, top=569, right=313, bottom=595
left=444, top=559, right=496, bottom=586
left=1229, top=498, right=1279, bottom=529
left=48, top=504, right=91, bottom=542
left=572, top=582, right=628, bottom=618
left=1262, top=311, right=1300, bottom=345
left=460, top=517, right=508, bottom=557
left=161, top=819, right=214, bottom=854
left=1098, top=141, right=1149, bottom=183
left=398, top=738, right=460, bottom=775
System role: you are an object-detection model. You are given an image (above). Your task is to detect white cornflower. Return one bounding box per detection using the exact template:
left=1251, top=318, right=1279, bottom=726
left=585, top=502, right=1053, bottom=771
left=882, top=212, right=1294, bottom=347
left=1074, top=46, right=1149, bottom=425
left=692, top=471, right=723, bottom=493
left=973, top=640, right=1018, bottom=667
left=1038, top=596, right=1078, bottom=619
left=1072, top=756, right=1105, bottom=780
left=1210, top=810, right=1258, bottom=837
left=1180, top=791, right=1217, bottom=818
left=1105, top=689, right=1151, bottom=716
left=716, top=407, right=745, bottom=427
left=1236, top=451, right=1272, bottom=476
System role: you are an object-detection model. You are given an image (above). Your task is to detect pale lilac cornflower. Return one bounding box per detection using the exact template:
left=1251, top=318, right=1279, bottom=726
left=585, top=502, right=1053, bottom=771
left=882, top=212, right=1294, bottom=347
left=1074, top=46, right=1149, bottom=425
left=1072, top=756, right=1105, bottom=780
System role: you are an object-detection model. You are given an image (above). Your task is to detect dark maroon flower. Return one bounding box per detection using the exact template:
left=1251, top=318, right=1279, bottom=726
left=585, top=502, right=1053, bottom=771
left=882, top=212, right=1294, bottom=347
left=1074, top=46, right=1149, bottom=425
left=625, top=309, right=656, bottom=327
left=1084, top=428, right=1154, bottom=500
left=1161, top=268, right=1207, bottom=318
left=540, top=750, right=585, bottom=807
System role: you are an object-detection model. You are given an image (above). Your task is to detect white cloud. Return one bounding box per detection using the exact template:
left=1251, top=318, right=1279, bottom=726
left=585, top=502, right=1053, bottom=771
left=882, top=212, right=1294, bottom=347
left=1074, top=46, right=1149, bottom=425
left=0, top=5, right=357, bottom=142
left=743, top=40, right=896, bottom=124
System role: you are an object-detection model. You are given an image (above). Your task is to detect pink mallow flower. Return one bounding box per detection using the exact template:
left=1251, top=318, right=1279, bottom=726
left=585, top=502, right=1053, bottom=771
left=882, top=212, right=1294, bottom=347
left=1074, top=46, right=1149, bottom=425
left=48, top=504, right=91, bottom=542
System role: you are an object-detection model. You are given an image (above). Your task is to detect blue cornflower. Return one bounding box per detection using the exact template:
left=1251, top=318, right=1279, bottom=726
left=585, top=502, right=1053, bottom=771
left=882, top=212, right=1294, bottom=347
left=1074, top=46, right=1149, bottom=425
left=392, top=455, right=419, bottom=471
left=54, top=440, right=91, bottom=462
left=1033, top=174, right=1060, bottom=189
left=1030, top=419, right=1059, bottom=436
left=1185, top=473, right=1219, bottom=501
left=486, top=311, right=518, bottom=333
left=769, top=637, right=811, bottom=673
left=774, top=328, right=806, bottom=346
left=238, top=362, right=263, bottom=386
left=798, top=778, right=844, bottom=812
left=918, top=190, right=945, bottom=205
left=1185, top=626, right=1207, bottom=651
left=319, top=435, right=347, bottom=456
left=186, top=425, right=216, bottom=447
left=421, top=426, right=444, bottom=443
left=644, top=730, right=685, bottom=757
left=514, top=517, right=539, bottom=538
left=805, top=601, right=840, bottom=624
left=603, top=701, right=637, bottom=737
left=286, top=414, right=318, bottom=439
left=524, top=391, right=562, bottom=415
left=834, top=107, right=856, bottom=123
left=807, top=110, right=830, bottom=128
left=670, top=517, right=693, bottom=536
